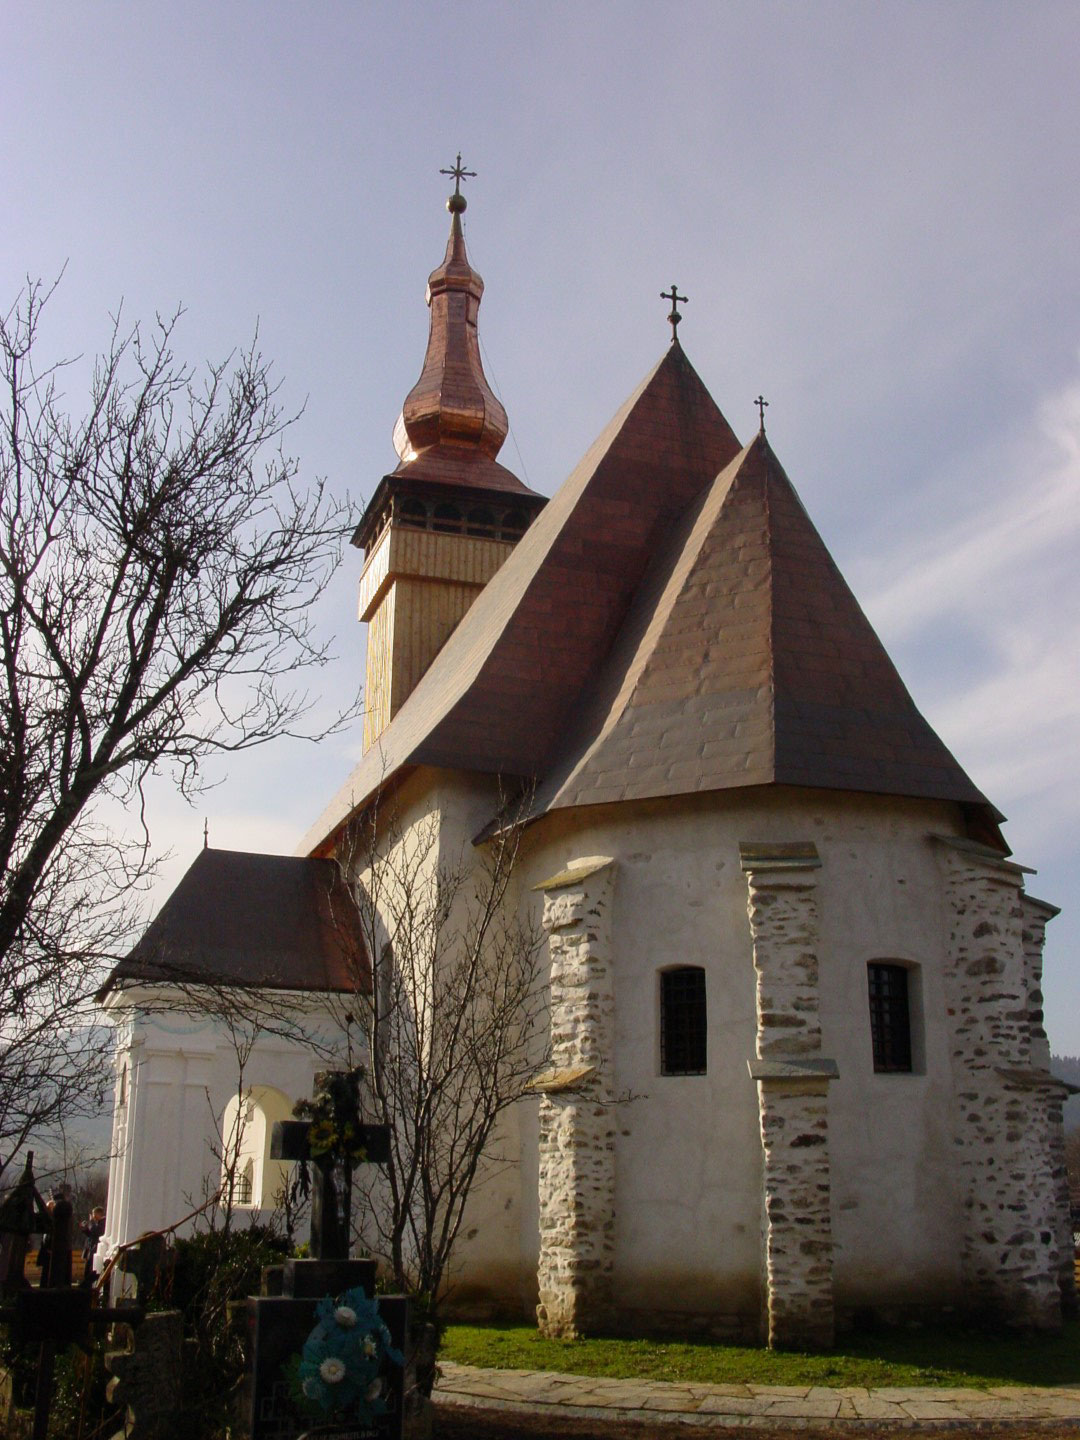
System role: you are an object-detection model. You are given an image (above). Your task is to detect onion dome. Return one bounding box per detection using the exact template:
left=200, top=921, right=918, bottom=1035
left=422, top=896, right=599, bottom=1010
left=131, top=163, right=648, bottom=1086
left=394, top=181, right=509, bottom=464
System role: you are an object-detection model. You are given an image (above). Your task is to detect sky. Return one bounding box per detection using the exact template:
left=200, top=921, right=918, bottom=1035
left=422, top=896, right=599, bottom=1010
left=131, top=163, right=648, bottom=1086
left=4, top=2, right=1079, bottom=1048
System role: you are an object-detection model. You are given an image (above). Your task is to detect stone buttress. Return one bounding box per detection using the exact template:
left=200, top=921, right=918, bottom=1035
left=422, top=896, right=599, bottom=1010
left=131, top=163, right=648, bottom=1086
left=532, top=858, right=617, bottom=1337
left=935, top=836, right=1070, bottom=1327
left=1021, top=894, right=1077, bottom=1317
left=741, top=843, right=838, bottom=1350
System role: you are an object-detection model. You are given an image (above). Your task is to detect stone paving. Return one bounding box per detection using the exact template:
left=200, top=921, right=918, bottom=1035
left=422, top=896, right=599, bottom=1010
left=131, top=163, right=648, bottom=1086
left=435, top=1361, right=1080, bottom=1429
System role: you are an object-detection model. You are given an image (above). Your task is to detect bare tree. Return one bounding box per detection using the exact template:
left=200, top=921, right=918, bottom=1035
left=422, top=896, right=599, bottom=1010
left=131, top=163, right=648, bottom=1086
left=0, top=276, right=354, bottom=1180
left=337, top=801, right=546, bottom=1319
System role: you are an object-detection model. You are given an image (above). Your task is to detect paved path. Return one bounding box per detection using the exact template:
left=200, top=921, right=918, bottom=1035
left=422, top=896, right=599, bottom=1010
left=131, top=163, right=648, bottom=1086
left=435, top=1361, right=1080, bottom=1429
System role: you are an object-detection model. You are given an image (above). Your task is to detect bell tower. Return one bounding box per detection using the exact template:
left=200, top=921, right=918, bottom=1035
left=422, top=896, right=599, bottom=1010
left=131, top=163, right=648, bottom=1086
left=354, top=160, right=546, bottom=752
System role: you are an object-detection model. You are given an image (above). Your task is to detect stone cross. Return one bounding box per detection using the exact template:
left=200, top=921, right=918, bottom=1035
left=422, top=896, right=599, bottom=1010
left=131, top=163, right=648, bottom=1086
left=270, top=1073, right=390, bottom=1262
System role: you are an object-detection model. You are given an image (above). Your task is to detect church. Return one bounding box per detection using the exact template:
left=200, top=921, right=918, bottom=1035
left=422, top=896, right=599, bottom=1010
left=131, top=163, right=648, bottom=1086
left=98, top=169, right=1074, bottom=1349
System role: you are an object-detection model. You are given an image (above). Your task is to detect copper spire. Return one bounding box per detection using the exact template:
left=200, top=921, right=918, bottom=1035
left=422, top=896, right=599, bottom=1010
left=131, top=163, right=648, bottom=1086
left=394, top=159, right=509, bottom=463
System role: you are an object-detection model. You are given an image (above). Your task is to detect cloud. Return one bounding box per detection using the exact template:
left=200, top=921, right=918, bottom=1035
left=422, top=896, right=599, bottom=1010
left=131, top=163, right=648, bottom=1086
left=860, top=366, right=1080, bottom=843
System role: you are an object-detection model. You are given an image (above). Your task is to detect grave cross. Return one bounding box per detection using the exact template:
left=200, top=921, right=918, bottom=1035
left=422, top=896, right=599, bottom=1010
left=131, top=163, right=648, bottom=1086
left=270, top=1070, right=390, bottom=1261
left=0, top=1153, right=147, bottom=1440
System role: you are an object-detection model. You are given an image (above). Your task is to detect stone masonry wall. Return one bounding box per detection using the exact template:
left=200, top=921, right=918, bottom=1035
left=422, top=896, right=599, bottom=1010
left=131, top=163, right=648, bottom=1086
left=535, top=858, right=617, bottom=1338
left=742, top=849, right=837, bottom=1350
left=1021, top=895, right=1075, bottom=1316
left=938, top=842, right=1064, bottom=1328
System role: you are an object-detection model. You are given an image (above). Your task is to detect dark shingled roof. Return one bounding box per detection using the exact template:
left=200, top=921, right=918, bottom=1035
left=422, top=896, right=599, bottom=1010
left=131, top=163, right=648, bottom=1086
left=303, top=344, right=998, bottom=856
left=99, top=849, right=369, bottom=997
left=530, top=432, right=993, bottom=816
left=302, top=342, right=742, bottom=852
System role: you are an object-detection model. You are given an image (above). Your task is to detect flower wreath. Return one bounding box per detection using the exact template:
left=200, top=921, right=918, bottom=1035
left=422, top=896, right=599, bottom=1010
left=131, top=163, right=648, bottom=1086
left=284, top=1287, right=405, bottom=1424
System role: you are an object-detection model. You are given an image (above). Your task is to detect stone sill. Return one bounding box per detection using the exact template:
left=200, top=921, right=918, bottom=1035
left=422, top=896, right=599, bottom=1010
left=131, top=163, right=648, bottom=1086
left=527, top=1064, right=597, bottom=1093
left=533, top=857, right=614, bottom=892
left=748, top=1057, right=840, bottom=1081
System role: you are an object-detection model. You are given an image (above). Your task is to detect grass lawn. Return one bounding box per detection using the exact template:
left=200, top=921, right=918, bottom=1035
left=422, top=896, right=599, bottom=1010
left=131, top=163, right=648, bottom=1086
left=440, top=1319, right=1080, bottom=1390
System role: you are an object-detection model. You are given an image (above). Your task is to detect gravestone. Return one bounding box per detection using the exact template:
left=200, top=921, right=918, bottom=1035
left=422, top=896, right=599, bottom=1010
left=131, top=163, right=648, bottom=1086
left=105, top=1310, right=183, bottom=1440
left=246, top=1072, right=405, bottom=1440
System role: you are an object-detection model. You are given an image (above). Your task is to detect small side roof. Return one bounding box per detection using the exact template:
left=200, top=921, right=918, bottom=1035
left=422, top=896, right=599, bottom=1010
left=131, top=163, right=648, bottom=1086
left=99, top=848, right=369, bottom=998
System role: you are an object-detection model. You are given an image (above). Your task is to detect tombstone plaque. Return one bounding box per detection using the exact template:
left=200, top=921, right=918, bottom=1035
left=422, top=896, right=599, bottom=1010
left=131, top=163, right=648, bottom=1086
left=246, top=1072, right=405, bottom=1440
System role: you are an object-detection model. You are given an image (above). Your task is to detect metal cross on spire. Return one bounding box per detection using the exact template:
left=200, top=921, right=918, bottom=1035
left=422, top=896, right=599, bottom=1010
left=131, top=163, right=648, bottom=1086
left=440, top=152, right=476, bottom=213
left=755, top=394, right=769, bottom=435
left=660, top=284, right=688, bottom=343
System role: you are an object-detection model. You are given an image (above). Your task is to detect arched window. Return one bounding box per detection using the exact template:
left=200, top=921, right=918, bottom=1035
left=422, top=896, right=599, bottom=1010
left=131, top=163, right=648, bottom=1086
left=220, top=1085, right=295, bottom=1210
left=466, top=506, right=495, bottom=537
left=659, top=966, right=707, bottom=1075
left=432, top=503, right=463, bottom=533
left=500, top=509, right=527, bottom=540
left=398, top=497, right=427, bottom=529
left=867, top=962, right=916, bottom=1073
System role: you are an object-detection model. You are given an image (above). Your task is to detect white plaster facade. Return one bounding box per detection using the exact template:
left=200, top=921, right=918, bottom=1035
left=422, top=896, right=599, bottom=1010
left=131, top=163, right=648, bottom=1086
left=99, top=985, right=349, bottom=1261
left=343, top=773, right=1070, bottom=1343
left=95, top=200, right=1072, bottom=1346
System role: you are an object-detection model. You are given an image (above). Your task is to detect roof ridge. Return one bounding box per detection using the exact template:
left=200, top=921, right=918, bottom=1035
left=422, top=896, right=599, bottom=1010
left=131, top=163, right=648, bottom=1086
left=759, top=436, right=779, bottom=784
left=535, top=442, right=755, bottom=804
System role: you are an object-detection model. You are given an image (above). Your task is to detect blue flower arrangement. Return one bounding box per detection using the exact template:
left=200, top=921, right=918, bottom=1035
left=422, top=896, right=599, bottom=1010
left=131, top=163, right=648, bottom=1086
left=284, top=1286, right=405, bottom=1425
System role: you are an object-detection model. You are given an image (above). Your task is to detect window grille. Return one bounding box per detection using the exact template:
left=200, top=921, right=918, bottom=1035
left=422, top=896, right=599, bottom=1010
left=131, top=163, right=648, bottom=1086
left=660, top=966, right=707, bottom=1075
left=867, top=962, right=913, bottom=1073
left=235, top=1162, right=254, bottom=1207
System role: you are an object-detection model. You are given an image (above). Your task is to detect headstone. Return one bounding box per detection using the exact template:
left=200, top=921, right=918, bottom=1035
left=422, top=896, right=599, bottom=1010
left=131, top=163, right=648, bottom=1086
left=247, top=1266, right=405, bottom=1440
left=248, top=1073, right=405, bottom=1440
left=112, top=1234, right=172, bottom=1306
left=105, top=1310, right=183, bottom=1440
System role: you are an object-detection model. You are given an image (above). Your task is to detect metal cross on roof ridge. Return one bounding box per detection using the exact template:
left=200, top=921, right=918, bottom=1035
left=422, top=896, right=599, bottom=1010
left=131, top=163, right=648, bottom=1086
left=755, top=394, right=769, bottom=435
left=440, top=152, right=476, bottom=198
left=660, top=284, right=688, bottom=343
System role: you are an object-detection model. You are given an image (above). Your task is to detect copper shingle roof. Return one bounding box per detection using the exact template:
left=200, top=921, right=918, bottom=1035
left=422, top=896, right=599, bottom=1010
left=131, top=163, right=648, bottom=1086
left=530, top=432, right=993, bottom=817
left=302, top=342, right=741, bottom=852
left=354, top=201, right=545, bottom=553
left=99, top=849, right=369, bottom=997
left=303, top=346, right=997, bottom=856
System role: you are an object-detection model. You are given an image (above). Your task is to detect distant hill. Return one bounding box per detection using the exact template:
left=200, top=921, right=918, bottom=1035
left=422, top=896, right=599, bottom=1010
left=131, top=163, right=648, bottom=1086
left=1051, top=1055, right=1080, bottom=1132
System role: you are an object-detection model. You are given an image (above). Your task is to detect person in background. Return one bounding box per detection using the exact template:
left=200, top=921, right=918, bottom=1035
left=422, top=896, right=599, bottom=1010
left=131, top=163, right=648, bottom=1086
left=80, top=1205, right=106, bottom=1286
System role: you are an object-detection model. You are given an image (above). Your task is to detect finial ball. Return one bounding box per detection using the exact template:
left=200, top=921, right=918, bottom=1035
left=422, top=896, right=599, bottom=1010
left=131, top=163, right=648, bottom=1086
left=447, top=192, right=467, bottom=214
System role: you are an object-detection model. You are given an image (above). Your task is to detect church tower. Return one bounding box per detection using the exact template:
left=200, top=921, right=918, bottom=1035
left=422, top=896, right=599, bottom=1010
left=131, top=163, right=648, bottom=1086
left=353, top=160, right=546, bottom=751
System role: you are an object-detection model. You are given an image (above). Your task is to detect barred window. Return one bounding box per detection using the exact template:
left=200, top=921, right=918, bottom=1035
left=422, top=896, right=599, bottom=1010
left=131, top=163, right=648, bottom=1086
left=867, top=962, right=913, bottom=1073
left=235, top=1160, right=254, bottom=1207
left=660, top=966, right=707, bottom=1075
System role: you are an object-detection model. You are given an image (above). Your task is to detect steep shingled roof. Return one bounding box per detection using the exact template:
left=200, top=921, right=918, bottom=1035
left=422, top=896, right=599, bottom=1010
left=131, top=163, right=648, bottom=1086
left=302, top=342, right=742, bottom=853
left=303, top=347, right=998, bottom=856
left=530, top=432, right=993, bottom=817
left=99, top=849, right=369, bottom=997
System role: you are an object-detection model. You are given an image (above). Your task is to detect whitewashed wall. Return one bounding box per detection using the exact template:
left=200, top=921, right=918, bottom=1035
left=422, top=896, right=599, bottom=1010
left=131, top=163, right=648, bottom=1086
left=386, top=778, right=1065, bottom=1337
left=99, top=987, right=350, bottom=1258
